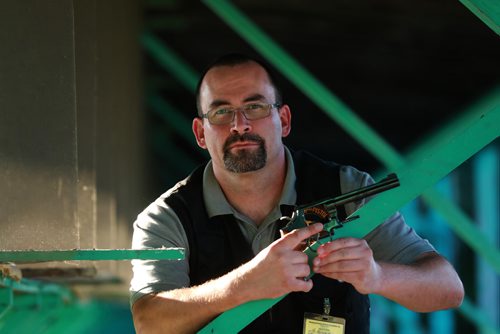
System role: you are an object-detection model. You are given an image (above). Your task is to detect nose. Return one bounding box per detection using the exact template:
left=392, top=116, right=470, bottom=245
left=230, top=109, right=252, bottom=134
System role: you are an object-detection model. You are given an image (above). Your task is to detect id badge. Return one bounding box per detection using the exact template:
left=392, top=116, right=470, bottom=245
left=303, top=312, right=346, bottom=334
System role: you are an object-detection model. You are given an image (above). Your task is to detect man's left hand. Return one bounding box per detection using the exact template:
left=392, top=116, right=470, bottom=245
left=312, top=237, right=382, bottom=294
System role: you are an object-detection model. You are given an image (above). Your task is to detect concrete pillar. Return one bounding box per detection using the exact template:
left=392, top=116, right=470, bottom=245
left=0, top=0, right=147, bottom=291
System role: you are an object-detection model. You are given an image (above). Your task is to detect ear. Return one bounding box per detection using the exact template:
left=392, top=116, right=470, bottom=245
left=279, top=104, right=292, bottom=137
left=192, top=117, right=207, bottom=149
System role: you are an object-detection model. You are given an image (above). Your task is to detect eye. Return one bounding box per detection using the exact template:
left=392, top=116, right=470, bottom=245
left=213, top=108, right=232, bottom=115
left=244, top=103, right=265, bottom=111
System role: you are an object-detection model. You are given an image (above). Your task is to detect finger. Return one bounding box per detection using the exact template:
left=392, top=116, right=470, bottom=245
left=314, top=259, right=366, bottom=274
left=293, top=263, right=312, bottom=278
left=315, top=246, right=373, bottom=269
left=290, top=277, right=314, bottom=292
left=316, top=246, right=362, bottom=264
left=317, top=237, right=367, bottom=255
left=319, top=270, right=374, bottom=294
left=282, top=250, right=310, bottom=265
left=279, top=223, right=323, bottom=249
left=318, top=271, right=361, bottom=285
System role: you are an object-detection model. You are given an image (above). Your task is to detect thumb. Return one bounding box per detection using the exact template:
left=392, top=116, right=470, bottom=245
left=279, top=223, right=323, bottom=250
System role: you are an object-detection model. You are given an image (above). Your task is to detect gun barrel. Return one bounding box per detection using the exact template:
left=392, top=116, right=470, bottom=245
left=297, top=173, right=400, bottom=211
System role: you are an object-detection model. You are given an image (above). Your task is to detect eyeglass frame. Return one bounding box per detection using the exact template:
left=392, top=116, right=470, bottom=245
left=200, top=102, right=282, bottom=125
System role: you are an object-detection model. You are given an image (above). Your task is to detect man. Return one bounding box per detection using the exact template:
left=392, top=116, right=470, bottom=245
left=130, top=54, right=464, bottom=334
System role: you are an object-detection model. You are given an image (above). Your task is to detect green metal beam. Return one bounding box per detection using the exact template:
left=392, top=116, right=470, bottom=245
left=1, top=271, right=136, bottom=333
left=401, top=86, right=500, bottom=167
left=1, top=274, right=74, bottom=325
left=374, top=88, right=500, bottom=275
left=142, top=39, right=209, bottom=170
left=0, top=277, right=73, bottom=302
left=459, top=297, right=500, bottom=334
left=199, top=90, right=499, bottom=334
left=139, top=0, right=498, bottom=332
left=341, top=108, right=499, bottom=240
left=148, top=94, right=198, bottom=148
left=0, top=248, right=185, bottom=262
left=203, top=0, right=403, bottom=169
left=141, top=4, right=500, bottom=277
left=141, top=32, right=199, bottom=92
left=141, top=1, right=499, bottom=332
left=152, top=126, right=200, bottom=178
left=459, top=0, right=500, bottom=35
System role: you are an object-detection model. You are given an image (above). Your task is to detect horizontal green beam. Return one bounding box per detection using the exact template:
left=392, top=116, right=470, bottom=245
left=199, top=95, right=500, bottom=334
left=0, top=248, right=185, bottom=262
left=459, top=0, right=500, bottom=35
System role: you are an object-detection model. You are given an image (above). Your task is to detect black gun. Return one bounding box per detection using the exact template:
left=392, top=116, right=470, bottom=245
left=280, top=173, right=400, bottom=243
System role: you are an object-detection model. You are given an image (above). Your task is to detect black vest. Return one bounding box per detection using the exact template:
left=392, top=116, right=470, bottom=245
left=165, top=150, right=370, bottom=333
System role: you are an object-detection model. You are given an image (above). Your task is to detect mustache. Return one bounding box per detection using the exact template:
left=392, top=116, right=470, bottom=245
left=223, top=133, right=265, bottom=151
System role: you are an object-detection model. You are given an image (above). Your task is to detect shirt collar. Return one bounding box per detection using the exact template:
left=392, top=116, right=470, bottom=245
left=203, top=146, right=297, bottom=218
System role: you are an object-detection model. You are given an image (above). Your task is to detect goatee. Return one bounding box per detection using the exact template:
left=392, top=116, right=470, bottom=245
left=223, top=133, right=267, bottom=173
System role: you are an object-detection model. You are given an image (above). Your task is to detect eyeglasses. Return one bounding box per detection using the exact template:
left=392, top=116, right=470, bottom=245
left=201, top=102, right=281, bottom=125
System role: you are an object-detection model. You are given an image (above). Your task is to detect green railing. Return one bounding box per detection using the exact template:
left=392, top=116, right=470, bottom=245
left=0, top=248, right=185, bottom=262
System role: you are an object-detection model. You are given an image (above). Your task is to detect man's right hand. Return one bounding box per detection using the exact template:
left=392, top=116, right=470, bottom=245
left=132, top=223, right=323, bottom=334
left=235, top=223, right=323, bottom=301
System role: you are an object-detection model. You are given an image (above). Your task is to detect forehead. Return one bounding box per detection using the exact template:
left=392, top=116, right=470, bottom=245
left=199, top=62, right=275, bottom=108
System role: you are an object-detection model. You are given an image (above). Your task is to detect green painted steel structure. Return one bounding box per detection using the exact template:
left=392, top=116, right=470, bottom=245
left=139, top=1, right=500, bottom=331
left=458, top=0, right=500, bottom=35
left=0, top=273, right=134, bottom=334
left=201, top=0, right=500, bottom=277
left=1, top=0, right=497, bottom=333
left=142, top=2, right=500, bottom=277
left=198, top=100, right=499, bottom=334
left=0, top=248, right=185, bottom=262
left=0, top=248, right=185, bottom=333
left=142, top=33, right=198, bottom=92
left=162, top=0, right=500, bottom=333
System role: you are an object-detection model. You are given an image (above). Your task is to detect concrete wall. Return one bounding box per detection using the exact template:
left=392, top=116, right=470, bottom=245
left=0, top=0, right=147, bottom=293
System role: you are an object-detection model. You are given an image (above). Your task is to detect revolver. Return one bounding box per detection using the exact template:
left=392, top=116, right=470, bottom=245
left=280, top=173, right=400, bottom=246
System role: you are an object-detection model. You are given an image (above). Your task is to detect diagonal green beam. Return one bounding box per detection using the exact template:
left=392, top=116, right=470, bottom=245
left=141, top=4, right=500, bottom=332
left=144, top=0, right=498, bottom=272
left=148, top=94, right=197, bottom=147
left=459, top=297, right=500, bottom=334
left=373, top=89, right=500, bottom=273
left=203, top=0, right=500, bottom=276
left=152, top=128, right=199, bottom=174
left=336, top=108, right=499, bottom=240
left=459, top=0, right=500, bottom=35
left=401, top=87, right=500, bottom=167
left=143, top=4, right=500, bottom=276
left=141, top=33, right=199, bottom=92
left=200, top=105, right=499, bottom=334
left=0, top=248, right=185, bottom=262
left=400, top=90, right=500, bottom=275
left=142, top=38, right=209, bottom=165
